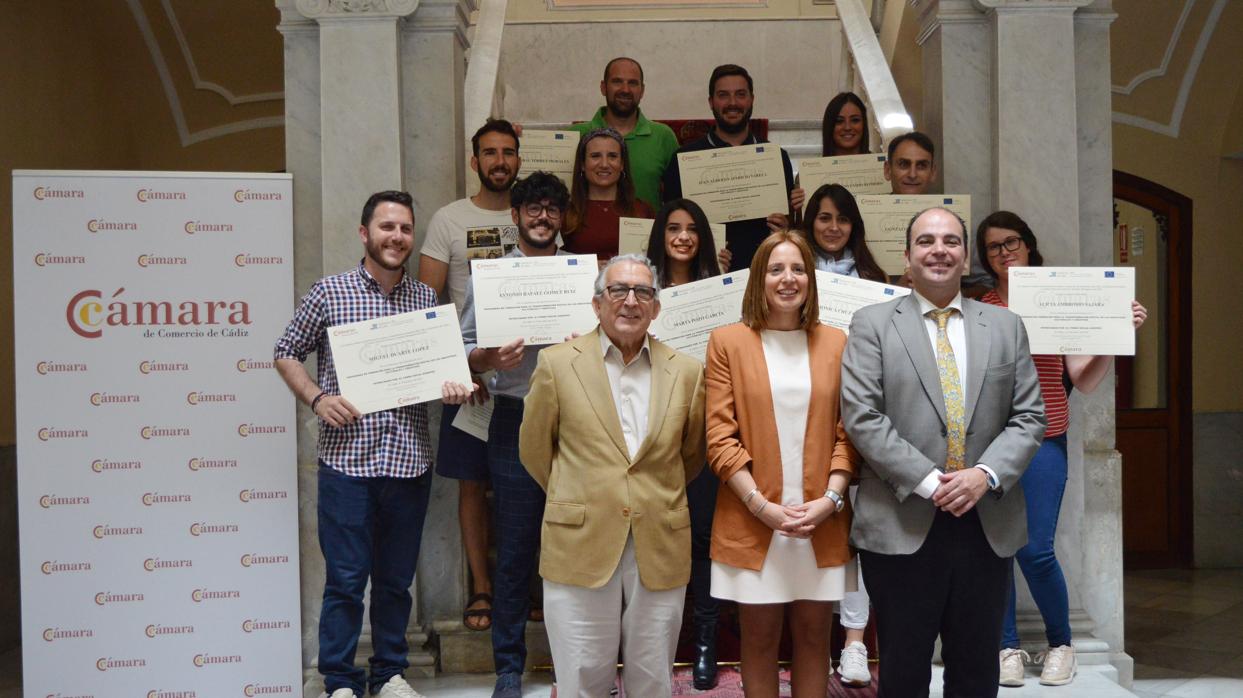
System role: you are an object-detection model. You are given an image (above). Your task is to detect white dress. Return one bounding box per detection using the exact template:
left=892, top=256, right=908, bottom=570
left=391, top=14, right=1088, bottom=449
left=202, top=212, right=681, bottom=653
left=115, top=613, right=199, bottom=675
left=710, top=329, right=856, bottom=603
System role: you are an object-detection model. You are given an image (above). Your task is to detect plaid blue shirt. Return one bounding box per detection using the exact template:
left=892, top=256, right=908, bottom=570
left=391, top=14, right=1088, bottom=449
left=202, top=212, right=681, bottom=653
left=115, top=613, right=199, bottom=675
left=274, top=261, right=438, bottom=477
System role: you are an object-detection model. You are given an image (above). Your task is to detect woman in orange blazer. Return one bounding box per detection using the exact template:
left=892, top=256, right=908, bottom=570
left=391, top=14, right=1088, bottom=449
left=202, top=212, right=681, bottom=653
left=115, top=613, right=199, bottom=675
left=705, top=230, right=859, bottom=698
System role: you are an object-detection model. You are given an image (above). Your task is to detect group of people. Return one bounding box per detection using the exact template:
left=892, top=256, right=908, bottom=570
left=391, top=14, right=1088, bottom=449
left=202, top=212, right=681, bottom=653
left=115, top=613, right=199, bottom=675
left=274, top=56, right=1145, bottom=698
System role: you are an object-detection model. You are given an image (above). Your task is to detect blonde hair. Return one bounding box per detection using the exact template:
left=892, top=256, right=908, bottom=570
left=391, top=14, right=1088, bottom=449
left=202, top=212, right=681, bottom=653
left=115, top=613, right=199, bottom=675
left=740, top=231, right=820, bottom=330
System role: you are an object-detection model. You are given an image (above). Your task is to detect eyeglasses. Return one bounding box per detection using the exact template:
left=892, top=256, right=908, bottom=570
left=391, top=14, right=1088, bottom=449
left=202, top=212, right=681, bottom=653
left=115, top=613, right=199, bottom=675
left=985, top=236, right=1024, bottom=257
left=522, top=202, right=563, bottom=219
left=604, top=284, right=656, bottom=303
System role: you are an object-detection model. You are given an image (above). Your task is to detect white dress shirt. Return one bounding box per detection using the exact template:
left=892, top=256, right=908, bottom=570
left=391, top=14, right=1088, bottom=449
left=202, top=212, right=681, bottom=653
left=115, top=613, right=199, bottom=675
left=600, top=330, right=652, bottom=459
left=908, top=291, right=999, bottom=497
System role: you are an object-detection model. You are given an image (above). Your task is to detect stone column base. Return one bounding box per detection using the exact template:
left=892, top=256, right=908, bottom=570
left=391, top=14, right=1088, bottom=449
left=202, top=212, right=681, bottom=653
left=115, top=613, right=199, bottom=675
left=1015, top=610, right=1134, bottom=688
left=432, top=619, right=552, bottom=674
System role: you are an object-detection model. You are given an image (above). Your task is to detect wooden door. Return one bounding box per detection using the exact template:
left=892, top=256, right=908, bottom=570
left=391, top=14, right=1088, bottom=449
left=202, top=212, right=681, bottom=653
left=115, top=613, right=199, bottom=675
left=1113, top=171, right=1193, bottom=568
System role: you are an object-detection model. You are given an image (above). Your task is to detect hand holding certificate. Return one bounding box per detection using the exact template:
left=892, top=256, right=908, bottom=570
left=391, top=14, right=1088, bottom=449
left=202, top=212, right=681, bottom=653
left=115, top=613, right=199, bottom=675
left=677, top=144, right=788, bottom=224
left=327, top=304, right=473, bottom=415
left=815, top=271, right=911, bottom=333
left=1007, top=267, right=1136, bottom=355
left=649, top=270, right=749, bottom=362
left=617, top=217, right=727, bottom=258
left=856, top=194, right=972, bottom=275
left=798, top=154, right=890, bottom=206
left=471, top=254, right=599, bottom=347
left=520, top=130, right=579, bottom=189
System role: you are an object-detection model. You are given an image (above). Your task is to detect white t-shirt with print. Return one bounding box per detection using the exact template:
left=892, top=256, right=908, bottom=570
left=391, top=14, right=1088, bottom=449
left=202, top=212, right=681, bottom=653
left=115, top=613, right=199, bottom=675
left=420, top=197, right=518, bottom=309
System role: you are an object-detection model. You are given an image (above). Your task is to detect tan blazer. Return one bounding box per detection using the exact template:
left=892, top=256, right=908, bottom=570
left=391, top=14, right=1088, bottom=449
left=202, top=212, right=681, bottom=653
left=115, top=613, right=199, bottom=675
left=520, top=329, right=707, bottom=591
left=705, top=322, right=858, bottom=571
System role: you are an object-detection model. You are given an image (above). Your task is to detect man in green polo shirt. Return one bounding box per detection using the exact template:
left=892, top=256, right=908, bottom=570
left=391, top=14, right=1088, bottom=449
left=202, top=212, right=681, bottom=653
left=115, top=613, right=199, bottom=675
left=570, top=57, right=679, bottom=211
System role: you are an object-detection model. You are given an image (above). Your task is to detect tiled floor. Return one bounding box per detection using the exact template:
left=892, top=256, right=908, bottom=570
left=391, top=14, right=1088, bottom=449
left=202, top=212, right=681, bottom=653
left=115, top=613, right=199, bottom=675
left=1127, top=568, right=1243, bottom=697
left=2, top=568, right=1240, bottom=697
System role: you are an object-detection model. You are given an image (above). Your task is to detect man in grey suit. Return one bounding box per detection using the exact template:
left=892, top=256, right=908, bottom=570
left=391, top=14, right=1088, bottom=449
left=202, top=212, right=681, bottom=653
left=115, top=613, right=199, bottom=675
left=841, top=207, right=1045, bottom=697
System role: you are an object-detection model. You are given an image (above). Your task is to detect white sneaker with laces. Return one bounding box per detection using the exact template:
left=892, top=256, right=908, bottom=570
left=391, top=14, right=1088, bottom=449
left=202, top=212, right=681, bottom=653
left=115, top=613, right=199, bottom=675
left=1038, top=644, right=1077, bottom=686
left=998, top=648, right=1029, bottom=687
left=377, top=675, right=426, bottom=698
left=838, top=640, right=872, bottom=686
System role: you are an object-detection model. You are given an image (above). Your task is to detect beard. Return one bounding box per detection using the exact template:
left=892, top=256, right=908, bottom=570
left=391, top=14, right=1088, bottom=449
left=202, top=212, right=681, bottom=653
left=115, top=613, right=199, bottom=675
left=606, top=93, right=637, bottom=119
left=476, top=164, right=516, bottom=193
left=519, top=218, right=558, bottom=250
left=363, top=235, right=412, bottom=271
left=712, top=105, right=753, bottom=135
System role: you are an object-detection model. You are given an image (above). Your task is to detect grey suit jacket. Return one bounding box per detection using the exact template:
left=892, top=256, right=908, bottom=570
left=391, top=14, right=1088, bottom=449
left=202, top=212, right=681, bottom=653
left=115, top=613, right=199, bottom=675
left=841, top=294, right=1046, bottom=557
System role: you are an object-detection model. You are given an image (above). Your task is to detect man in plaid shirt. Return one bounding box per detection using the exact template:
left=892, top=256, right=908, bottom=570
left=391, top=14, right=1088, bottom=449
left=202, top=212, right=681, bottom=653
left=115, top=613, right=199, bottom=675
left=274, top=190, right=434, bottom=698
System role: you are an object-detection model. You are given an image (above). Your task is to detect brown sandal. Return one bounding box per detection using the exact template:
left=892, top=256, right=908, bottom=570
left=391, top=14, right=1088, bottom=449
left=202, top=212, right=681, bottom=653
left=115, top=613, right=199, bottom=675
left=463, top=592, right=492, bottom=631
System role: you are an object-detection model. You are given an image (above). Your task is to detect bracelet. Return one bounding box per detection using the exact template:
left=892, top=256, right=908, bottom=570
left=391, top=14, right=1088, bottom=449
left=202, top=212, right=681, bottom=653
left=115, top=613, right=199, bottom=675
left=824, top=489, right=845, bottom=512
left=310, top=391, right=327, bottom=412
left=741, top=487, right=759, bottom=507
left=751, top=499, right=768, bottom=517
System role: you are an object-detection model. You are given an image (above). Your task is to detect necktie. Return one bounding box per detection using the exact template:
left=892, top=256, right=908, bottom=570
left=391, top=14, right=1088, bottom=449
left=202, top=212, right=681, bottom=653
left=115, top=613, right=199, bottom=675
left=930, top=309, right=965, bottom=471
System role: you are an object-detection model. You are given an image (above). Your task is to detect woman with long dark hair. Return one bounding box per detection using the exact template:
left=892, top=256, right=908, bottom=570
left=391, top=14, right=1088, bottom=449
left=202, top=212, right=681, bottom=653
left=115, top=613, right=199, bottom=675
left=562, top=127, right=653, bottom=261
left=800, top=184, right=886, bottom=283
left=977, top=210, right=1146, bottom=688
left=821, top=92, right=869, bottom=156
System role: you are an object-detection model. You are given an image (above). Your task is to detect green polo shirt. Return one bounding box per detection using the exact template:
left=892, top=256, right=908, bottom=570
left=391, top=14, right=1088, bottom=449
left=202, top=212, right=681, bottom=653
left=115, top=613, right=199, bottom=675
left=571, top=107, right=679, bottom=211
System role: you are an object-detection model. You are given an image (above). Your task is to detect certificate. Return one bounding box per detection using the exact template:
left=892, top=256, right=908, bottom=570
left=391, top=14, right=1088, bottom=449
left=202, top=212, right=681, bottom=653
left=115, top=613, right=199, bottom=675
left=470, top=254, right=598, bottom=347
left=617, top=217, right=727, bottom=258
left=677, top=144, right=788, bottom=224
left=798, top=153, right=890, bottom=206
left=815, top=271, right=911, bottom=333
left=451, top=398, right=494, bottom=442
left=855, top=194, right=972, bottom=276
left=649, top=270, right=749, bottom=362
left=1007, top=267, right=1136, bottom=355
left=327, top=304, right=472, bottom=415
left=519, top=130, right=579, bottom=189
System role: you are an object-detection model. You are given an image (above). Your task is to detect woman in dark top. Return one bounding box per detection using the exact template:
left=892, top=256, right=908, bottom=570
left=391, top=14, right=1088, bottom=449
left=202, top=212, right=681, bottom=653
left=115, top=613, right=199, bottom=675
left=800, top=183, right=886, bottom=283
left=821, top=92, right=870, bottom=156
left=562, top=127, right=653, bottom=262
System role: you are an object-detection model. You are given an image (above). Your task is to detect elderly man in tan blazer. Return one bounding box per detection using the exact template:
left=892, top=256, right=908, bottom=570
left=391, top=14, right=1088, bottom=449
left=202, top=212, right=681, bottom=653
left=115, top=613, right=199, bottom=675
left=520, top=253, right=706, bottom=697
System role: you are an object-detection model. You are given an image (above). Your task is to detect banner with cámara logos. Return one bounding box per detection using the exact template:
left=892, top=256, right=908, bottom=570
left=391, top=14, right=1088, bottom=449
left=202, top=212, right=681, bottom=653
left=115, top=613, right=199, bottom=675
left=12, top=171, right=301, bottom=697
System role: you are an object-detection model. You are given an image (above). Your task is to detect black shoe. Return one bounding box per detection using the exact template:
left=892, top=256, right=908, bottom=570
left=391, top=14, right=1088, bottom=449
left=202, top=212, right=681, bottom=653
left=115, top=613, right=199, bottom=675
left=692, top=621, right=718, bottom=690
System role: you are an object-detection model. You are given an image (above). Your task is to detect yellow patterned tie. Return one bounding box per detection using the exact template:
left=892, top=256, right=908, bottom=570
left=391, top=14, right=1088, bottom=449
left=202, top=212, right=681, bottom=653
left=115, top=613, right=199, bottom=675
left=930, top=309, right=965, bottom=471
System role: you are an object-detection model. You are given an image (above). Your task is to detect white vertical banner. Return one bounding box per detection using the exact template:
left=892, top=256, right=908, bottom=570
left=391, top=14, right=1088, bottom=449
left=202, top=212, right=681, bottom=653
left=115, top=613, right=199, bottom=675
left=13, top=171, right=301, bottom=697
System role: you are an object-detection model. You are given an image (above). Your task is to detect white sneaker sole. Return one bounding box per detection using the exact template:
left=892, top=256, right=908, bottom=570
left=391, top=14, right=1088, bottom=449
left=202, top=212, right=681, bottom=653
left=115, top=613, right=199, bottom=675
left=1039, top=668, right=1076, bottom=686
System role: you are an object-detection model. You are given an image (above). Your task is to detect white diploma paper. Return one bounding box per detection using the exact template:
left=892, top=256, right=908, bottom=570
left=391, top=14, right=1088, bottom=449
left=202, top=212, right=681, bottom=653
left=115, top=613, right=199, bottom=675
left=798, top=153, right=890, bottom=206
left=677, top=144, right=788, bottom=224
left=815, top=271, right=911, bottom=333
left=855, top=194, right=973, bottom=276
left=617, top=217, right=728, bottom=259
left=520, top=130, right=579, bottom=189
left=470, top=254, right=599, bottom=347
left=327, top=304, right=473, bottom=415
left=451, top=398, right=494, bottom=441
left=1007, top=267, right=1136, bottom=355
left=649, top=270, right=749, bottom=362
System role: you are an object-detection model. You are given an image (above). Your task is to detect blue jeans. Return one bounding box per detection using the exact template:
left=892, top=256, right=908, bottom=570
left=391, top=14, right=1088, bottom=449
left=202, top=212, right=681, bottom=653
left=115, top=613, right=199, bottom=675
left=489, top=396, right=546, bottom=677
left=318, top=463, right=433, bottom=695
left=686, top=465, right=719, bottom=625
left=1002, top=435, right=1071, bottom=649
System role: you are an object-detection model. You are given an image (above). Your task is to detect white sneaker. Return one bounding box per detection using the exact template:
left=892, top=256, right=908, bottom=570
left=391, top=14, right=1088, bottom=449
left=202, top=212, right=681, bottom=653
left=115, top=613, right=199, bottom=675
left=377, top=675, right=426, bottom=698
left=838, top=640, right=871, bottom=686
left=323, top=690, right=357, bottom=698
left=1037, top=645, right=1077, bottom=686
left=999, top=648, right=1029, bottom=687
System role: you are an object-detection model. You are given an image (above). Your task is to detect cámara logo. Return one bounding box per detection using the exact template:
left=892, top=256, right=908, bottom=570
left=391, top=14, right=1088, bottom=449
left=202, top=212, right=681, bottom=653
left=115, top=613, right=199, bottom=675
left=147, top=690, right=197, bottom=698
left=187, top=457, right=237, bottom=472
left=36, top=361, right=87, bottom=375
left=142, top=492, right=192, bottom=506
left=94, top=591, right=144, bottom=605
left=96, top=657, right=147, bottom=671
left=244, top=684, right=295, bottom=696
left=190, top=588, right=240, bottom=603
left=233, top=189, right=282, bottom=203
left=93, top=524, right=143, bottom=539
left=92, top=458, right=142, bottom=473
left=86, top=218, right=137, bottom=233
left=34, top=253, right=86, bottom=266
left=239, top=553, right=289, bottom=568
left=186, top=391, right=236, bottom=406
left=33, top=186, right=84, bottom=200
left=236, top=358, right=273, bottom=372
left=241, top=618, right=291, bottom=633
left=136, top=188, right=186, bottom=203
left=41, top=560, right=91, bottom=575
left=143, top=558, right=192, bottom=572
left=42, top=627, right=94, bottom=642
left=137, top=254, right=187, bottom=268
left=144, top=624, right=194, bottom=638
left=234, top=254, right=284, bottom=267
left=192, top=653, right=241, bottom=667
left=237, top=424, right=285, bottom=437
left=65, top=287, right=251, bottom=339
left=189, top=522, right=238, bottom=536
left=139, top=360, right=189, bottom=374
left=140, top=426, right=191, bottom=439
left=238, top=489, right=287, bottom=503
left=39, top=495, right=90, bottom=508
left=38, top=427, right=88, bottom=441
left=90, top=392, right=140, bottom=406
left=183, top=220, right=234, bottom=234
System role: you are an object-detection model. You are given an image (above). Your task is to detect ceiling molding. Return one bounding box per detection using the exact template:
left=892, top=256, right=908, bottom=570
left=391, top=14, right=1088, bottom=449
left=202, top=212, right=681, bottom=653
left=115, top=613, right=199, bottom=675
left=1111, top=0, right=1195, bottom=96
left=1111, top=0, right=1225, bottom=139
left=160, top=0, right=284, bottom=105
left=126, top=0, right=282, bottom=147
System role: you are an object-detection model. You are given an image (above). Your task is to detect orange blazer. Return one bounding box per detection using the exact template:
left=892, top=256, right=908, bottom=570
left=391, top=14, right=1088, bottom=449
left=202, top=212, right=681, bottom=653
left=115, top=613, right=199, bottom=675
left=705, top=322, right=859, bottom=571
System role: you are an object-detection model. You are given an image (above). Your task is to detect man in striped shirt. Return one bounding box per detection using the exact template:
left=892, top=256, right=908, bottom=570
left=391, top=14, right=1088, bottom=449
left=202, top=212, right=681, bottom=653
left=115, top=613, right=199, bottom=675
left=275, top=190, right=432, bottom=698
